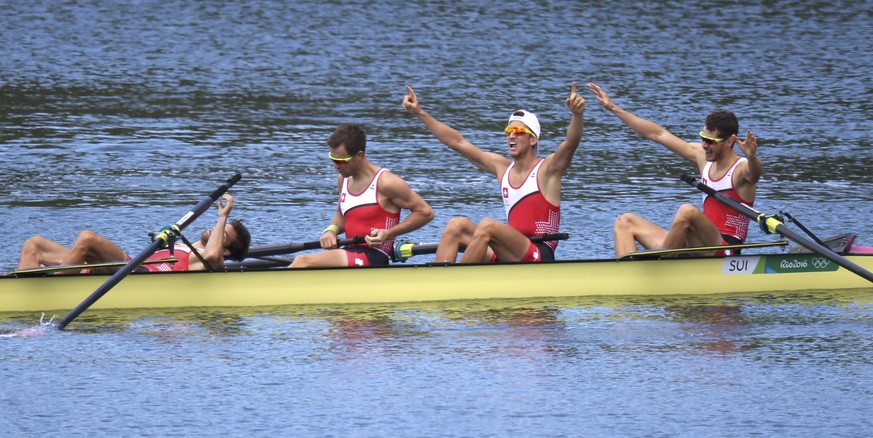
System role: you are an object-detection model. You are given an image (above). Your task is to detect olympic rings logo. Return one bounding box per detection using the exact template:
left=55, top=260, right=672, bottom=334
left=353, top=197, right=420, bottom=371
left=811, top=257, right=831, bottom=269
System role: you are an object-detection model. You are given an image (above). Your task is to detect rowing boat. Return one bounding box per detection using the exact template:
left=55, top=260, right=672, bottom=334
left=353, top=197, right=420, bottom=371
left=4, top=241, right=872, bottom=313
left=3, top=175, right=871, bottom=323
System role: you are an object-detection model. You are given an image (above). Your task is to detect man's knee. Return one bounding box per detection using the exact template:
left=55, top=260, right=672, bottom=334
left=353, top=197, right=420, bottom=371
left=442, top=217, right=472, bottom=238
left=474, top=218, right=503, bottom=237
left=21, top=236, right=42, bottom=252
left=22, top=235, right=58, bottom=254
left=673, top=204, right=701, bottom=223
left=70, top=230, right=118, bottom=258
left=76, top=230, right=100, bottom=242
left=289, top=254, right=311, bottom=268
left=614, top=213, right=638, bottom=232
left=74, top=230, right=102, bottom=245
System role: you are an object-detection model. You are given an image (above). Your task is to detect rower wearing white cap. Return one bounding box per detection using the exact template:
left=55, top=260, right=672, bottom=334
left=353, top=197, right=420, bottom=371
left=402, top=82, right=585, bottom=263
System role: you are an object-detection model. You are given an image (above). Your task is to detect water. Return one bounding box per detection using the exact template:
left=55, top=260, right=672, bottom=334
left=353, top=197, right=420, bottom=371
left=2, top=0, right=873, bottom=435
left=2, top=294, right=872, bottom=436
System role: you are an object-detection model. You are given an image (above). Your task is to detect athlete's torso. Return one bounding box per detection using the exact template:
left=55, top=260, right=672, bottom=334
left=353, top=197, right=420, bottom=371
left=701, top=157, right=752, bottom=242
left=141, top=243, right=192, bottom=272
left=340, top=168, right=400, bottom=255
left=500, top=159, right=561, bottom=250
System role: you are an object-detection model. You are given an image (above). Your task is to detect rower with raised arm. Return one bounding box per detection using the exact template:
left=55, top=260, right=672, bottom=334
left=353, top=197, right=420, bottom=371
left=18, top=194, right=251, bottom=272
left=289, top=124, right=434, bottom=268
left=587, top=82, right=762, bottom=257
left=402, top=82, right=585, bottom=263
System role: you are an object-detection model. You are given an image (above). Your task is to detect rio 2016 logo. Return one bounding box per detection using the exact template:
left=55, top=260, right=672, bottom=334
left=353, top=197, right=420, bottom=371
left=723, top=255, right=837, bottom=275
left=779, top=259, right=808, bottom=269
left=774, top=256, right=834, bottom=273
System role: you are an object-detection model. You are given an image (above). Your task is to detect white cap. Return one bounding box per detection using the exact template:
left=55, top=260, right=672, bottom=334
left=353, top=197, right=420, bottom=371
left=507, top=110, right=540, bottom=138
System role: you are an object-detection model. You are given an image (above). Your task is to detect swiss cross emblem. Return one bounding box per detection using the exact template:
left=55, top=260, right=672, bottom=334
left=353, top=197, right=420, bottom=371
left=503, top=187, right=508, bottom=198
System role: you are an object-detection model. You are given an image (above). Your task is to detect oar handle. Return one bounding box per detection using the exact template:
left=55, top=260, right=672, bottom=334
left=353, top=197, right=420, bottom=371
left=393, top=232, right=570, bottom=263
left=57, top=173, right=242, bottom=330
left=681, top=174, right=873, bottom=283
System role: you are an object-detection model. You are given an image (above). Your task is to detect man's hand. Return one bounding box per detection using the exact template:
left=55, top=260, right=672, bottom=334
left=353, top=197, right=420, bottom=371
left=365, top=229, right=388, bottom=247
left=217, top=194, right=233, bottom=218
left=737, top=129, right=758, bottom=158
left=566, top=81, right=586, bottom=115
left=402, top=85, right=422, bottom=115
left=586, top=82, right=615, bottom=110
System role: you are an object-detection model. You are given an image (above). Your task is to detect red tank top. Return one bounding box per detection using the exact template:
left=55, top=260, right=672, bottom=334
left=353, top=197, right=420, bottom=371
left=141, top=243, right=192, bottom=272
left=500, top=159, right=561, bottom=251
left=340, top=168, right=400, bottom=255
left=701, top=157, right=753, bottom=242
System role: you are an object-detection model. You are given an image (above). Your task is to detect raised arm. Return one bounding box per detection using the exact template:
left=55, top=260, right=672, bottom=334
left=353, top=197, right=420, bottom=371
left=403, top=85, right=507, bottom=176
left=365, top=171, right=435, bottom=247
left=587, top=83, right=701, bottom=165
left=736, top=128, right=762, bottom=184
left=189, top=193, right=233, bottom=270
left=547, top=82, right=586, bottom=175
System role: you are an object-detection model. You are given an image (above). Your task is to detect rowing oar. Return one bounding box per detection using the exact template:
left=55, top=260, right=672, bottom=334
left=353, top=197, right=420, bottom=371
left=680, top=174, right=873, bottom=283
left=245, top=237, right=365, bottom=258
left=392, top=232, right=570, bottom=262
left=223, top=237, right=367, bottom=269
left=56, top=173, right=242, bottom=330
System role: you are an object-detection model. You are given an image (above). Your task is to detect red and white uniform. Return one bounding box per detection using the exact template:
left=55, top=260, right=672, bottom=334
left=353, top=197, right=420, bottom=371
left=701, top=157, right=752, bottom=243
left=340, top=168, right=400, bottom=257
left=501, top=159, right=561, bottom=251
left=140, top=243, right=192, bottom=272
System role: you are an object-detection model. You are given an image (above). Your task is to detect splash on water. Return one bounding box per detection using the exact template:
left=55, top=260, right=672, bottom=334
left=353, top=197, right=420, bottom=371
left=0, top=313, right=57, bottom=338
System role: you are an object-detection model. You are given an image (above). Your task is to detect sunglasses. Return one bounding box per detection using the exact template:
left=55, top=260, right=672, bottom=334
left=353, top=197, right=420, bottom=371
left=699, top=131, right=728, bottom=145
left=505, top=125, right=534, bottom=137
left=328, top=151, right=355, bottom=165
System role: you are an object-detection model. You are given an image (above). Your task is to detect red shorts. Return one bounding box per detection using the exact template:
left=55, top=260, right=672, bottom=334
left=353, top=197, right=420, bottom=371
left=715, top=235, right=743, bottom=257
left=489, top=240, right=555, bottom=262
left=344, top=247, right=390, bottom=267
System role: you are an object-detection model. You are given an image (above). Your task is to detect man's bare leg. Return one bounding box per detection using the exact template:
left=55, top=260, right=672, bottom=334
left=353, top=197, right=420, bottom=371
left=434, top=217, right=478, bottom=263
left=18, top=236, right=71, bottom=269
left=459, top=218, right=528, bottom=263
left=613, top=213, right=669, bottom=257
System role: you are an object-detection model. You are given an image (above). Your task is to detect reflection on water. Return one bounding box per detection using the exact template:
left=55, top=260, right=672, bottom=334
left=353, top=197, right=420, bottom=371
left=2, top=292, right=872, bottom=435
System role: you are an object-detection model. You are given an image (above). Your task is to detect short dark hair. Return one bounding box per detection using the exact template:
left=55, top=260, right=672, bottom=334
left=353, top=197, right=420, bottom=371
left=327, top=124, right=367, bottom=156
left=705, top=111, right=739, bottom=139
left=227, top=219, right=251, bottom=261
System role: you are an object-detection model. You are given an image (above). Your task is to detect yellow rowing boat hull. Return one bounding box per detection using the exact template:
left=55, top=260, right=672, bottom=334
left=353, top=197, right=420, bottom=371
left=2, top=253, right=873, bottom=313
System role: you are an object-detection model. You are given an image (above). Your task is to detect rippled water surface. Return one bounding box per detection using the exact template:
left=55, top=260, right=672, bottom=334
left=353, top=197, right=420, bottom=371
left=3, top=294, right=873, bottom=436
left=2, top=0, right=872, bottom=436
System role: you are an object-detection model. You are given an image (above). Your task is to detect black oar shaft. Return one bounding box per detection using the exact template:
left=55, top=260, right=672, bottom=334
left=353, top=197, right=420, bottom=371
left=246, top=237, right=364, bottom=258
left=681, top=174, right=873, bottom=283
left=57, top=173, right=241, bottom=330
left=397, top=232, right=570, bottom=260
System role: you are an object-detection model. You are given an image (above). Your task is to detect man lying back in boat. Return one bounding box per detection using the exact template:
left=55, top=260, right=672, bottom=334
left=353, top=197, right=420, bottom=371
left=17, top=194, right=251, bottom=272
left=402, top=83, right=585, bottom=263
left=587, top=83, right=762, bottom=257
left=289, top=124, right=434, bottom=268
